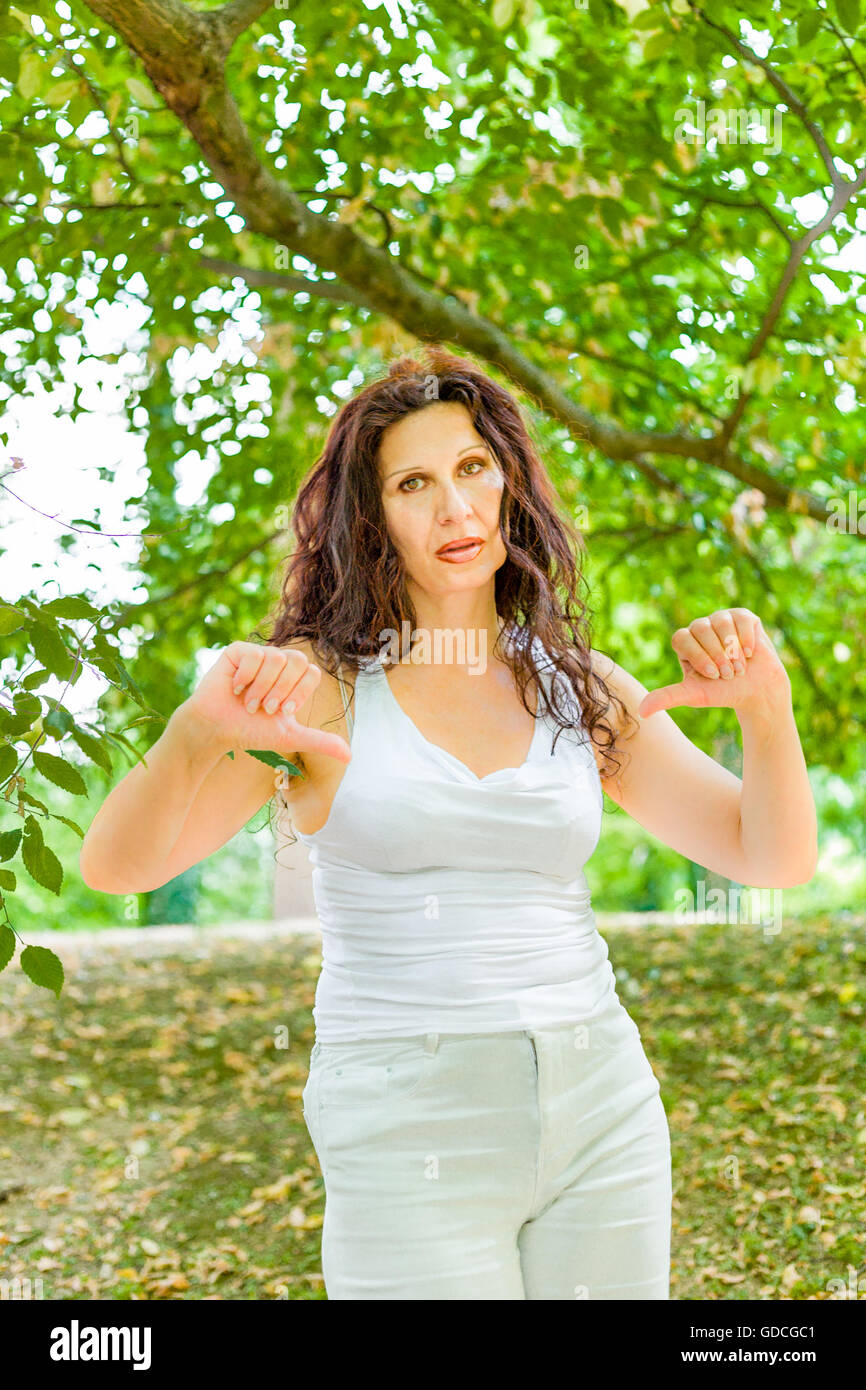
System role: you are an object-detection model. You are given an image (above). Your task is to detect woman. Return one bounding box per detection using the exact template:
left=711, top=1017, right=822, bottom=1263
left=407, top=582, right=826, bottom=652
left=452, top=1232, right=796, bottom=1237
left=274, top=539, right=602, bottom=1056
left=80, top=346, right=817, bottom=1301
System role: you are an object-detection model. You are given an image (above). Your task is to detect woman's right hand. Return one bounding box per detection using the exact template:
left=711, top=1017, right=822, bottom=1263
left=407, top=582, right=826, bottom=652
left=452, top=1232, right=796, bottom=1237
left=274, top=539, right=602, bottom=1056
left=178, top=640, right=352, bottom=765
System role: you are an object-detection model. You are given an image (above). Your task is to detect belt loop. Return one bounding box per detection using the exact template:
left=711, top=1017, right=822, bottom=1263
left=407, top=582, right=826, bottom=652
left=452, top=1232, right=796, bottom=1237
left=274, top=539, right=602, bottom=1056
left=424, top=1032, right=439, bottom=1055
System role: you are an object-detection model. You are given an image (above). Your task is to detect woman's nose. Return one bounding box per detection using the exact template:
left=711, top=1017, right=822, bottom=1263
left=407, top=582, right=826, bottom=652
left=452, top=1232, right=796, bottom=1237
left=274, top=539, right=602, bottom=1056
left=435, top=480, right=474, bottom=522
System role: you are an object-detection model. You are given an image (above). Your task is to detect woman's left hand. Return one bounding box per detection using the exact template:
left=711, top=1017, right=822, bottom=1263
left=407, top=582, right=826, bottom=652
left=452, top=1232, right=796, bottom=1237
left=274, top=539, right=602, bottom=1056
left=637, top=608, right=792, bottom=718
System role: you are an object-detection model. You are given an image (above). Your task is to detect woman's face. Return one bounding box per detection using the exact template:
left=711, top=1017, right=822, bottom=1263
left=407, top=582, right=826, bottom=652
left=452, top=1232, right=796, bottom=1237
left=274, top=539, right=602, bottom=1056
left=377, top=401, right=508, bottom=599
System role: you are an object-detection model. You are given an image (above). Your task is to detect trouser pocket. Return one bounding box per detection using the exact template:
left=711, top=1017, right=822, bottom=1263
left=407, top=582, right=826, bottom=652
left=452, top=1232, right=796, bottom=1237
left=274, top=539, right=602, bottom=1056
left=317, top=1034, right=440, bottom=1105
left=305, top=1035, right=441, bottom=1172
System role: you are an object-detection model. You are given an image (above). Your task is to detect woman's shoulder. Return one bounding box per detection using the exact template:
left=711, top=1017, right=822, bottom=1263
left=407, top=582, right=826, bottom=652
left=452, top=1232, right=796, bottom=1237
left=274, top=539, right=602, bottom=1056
left=587, top=647, right=649, bottom=742
left=588, top=646, right=617, bottom=684
left=589, top=646, right=644, bottom=692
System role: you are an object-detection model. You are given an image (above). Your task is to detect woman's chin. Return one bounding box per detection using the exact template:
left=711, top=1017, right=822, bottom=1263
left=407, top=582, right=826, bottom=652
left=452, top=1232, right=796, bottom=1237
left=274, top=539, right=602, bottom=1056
left=424, top=566, right=498, bottom=593
left=411, top=552, right=505, bottom=588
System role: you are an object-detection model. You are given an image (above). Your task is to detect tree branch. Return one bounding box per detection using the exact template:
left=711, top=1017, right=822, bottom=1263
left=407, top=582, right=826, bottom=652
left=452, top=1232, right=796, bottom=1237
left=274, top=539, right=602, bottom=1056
left=684, top=4, right=866, bottom=448
left=689, top=2, right=845, bottom=188
left=79, top=0, right=864, bottom=540
left=109, top=528, right=284, bottom=626
left=197, top=253, right=721, bottom=420
left=197, top=255, right=377, bottom=309
left=720, top=167, right=866, bottom=444
left=660, top=180, right=792, bottom=245
left=822, top=15, right=866, bottom=88
left=77, top=1, right=725, bottom=462
left=209, top=0, right=276, bottom=59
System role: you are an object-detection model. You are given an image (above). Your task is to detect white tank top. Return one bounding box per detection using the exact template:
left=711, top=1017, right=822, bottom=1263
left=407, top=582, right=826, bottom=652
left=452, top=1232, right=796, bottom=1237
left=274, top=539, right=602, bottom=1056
left=293, top=626, right=618, bottom=1041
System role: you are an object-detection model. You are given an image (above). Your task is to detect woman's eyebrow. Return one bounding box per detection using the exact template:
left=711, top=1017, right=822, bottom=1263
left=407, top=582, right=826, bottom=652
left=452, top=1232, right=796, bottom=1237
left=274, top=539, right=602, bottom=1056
left=382, top=443, right=491, bottom=483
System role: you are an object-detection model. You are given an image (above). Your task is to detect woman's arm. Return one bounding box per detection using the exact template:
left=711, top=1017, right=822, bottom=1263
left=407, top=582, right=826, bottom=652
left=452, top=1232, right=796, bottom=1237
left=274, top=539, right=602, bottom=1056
left=732, top=696, right=818, bottom=889
left=79, top=639, right=349, bottom=895
left=78, top=705, right=274, bottom=895
left=589, top=612, right=818, bottom=889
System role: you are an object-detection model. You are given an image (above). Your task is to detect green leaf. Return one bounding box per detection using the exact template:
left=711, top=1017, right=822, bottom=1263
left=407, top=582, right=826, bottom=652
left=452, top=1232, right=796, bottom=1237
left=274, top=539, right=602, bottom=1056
left=491, top=0, right=519, bottom=28
left=13, top=691, right=41, bottom=722
left=244, top=748, right=304, bottom=777
left=111, top=658, right=150, bottom=709
left=70, top=726, right=113, bottom=772
left=634, top=9, right=668, bottom=29
left=43, top=706, right=75, bottom=738
left=833, top=0, right=861, bottom=34
left=51, top=813, right=84, bottom=839
left=17, top=50, right=49, bottom=102
left=21, top=668, right=51, bottom=689
left=0, top=604, right=25, bottom=635
left=20, top=944, right=65, bottom=996
left=797, top=10, right=823, bottom=44
left=21, top=816, right=63, bottom=895
left=0, top=743, right=18, bottom=783
left=3, top=692, right=41, bottom=737
left=643, top=29, right=674, bottom=61
left=102, top=729, right=150, bottom=770
left=122, top=713, right=166, bottom=729
left=87, top=651, right=123, bottom=688
left=41, top=596, right=99, bottom=620
left=9, top=7, right=37, bottom=38
left=29, top=623, right=75, bottom=680
left=600, top=198, right=623, bottom=238
left=44, top=78, right=80, bottom=108
left=125, top=76, right=160, bottom=109
left=0, top=922, right=15, bottom=972
left=32, top=750, right=88, bottom=796
left=0, top=828, right=22, bottom=861
left=0, top=868, right=16, bottom=891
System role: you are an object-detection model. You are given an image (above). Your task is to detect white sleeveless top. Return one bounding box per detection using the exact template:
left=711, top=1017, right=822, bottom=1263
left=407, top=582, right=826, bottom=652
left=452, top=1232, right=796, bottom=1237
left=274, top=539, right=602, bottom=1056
left=293, top=626, right=617, bottom=1041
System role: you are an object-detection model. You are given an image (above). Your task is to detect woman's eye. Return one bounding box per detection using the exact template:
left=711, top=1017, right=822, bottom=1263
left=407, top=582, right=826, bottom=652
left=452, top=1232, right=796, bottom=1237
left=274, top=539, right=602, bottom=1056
left=397, top=460, right=486, bottom=493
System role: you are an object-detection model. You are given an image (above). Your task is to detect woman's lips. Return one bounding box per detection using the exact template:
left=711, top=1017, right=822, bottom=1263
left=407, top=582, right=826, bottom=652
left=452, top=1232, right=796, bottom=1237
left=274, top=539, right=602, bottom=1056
left=435, top=539, right=484, bottom=563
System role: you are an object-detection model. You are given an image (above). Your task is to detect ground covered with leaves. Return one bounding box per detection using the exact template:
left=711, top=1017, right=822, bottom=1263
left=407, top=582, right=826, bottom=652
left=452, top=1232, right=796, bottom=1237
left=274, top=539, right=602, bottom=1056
left=1, top=914, right=863, bottom=1300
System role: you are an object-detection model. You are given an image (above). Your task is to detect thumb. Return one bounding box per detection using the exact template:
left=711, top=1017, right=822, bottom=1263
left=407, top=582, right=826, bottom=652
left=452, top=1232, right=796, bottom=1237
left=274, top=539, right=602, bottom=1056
left=293, top=725, right=352, bottom=764
left=637, top=681, right=690, bottom=718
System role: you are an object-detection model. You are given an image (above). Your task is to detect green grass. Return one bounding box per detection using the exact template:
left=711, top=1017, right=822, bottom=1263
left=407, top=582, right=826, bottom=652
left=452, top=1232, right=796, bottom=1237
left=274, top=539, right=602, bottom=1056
left=0, top=914, right=864, bottom=1300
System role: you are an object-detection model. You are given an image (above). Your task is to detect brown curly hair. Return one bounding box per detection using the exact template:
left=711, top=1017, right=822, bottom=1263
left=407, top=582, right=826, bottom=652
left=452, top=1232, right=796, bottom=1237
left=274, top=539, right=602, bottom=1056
left=253, top=344, right=636, bottom=821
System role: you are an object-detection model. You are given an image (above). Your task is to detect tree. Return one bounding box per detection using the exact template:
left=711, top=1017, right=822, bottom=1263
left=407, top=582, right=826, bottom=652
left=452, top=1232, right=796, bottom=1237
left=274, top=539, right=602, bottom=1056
left=1, top=0, right=864, bottom=991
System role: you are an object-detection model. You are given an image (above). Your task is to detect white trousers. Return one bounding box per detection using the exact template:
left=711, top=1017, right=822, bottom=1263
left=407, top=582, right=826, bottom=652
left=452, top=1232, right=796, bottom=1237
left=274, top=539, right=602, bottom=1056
left=302, top=992, right=672, bottom=1300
